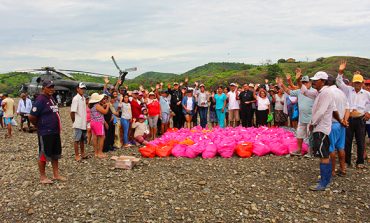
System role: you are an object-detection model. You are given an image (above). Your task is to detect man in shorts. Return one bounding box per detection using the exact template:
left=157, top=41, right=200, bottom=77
left=308, top=72, right=337, bottom=191
left=70, top=82, right=87, bottom=161
left=227, top=83, right=240, bottom=127
left=29, top=80, right=66, bottom=184
left=327, top=76, right=350, bottom=176
left=1, top=93, right=15, bottom=138
left=17, top=93, right=33, bottom=131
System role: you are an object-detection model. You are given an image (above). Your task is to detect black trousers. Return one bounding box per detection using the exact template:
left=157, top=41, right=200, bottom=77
left=240, top=105, right=253, bottom=127
left=256, top=109, right=268, bottom=127
left=345, top=117, right=366, bottom=165
left=103, top=121, right=115, bottom=152
left=172, top=107, right=184, bottom=129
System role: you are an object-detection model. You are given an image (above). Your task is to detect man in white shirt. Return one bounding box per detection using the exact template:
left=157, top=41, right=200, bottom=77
left=17, top=93, right=33, bottom=131
left=326, top=76, right=350, bottom=177
left=336, top=61, right=370, bottom=168
left=227, top=83, right=240, bottom=127
left=308, top=71, right=336, bottom=191
left=70, top=82, right=87, bottom=161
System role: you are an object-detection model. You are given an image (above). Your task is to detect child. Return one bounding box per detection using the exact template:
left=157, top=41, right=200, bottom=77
left=132, top=114, right=149, bottom=145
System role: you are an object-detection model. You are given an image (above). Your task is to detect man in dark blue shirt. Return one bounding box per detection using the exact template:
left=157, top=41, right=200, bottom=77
left=29, top=80, right=66, bottom=184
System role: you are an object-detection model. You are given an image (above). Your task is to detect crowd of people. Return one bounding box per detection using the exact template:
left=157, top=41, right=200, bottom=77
left=1, top=61, right=369, bottom=190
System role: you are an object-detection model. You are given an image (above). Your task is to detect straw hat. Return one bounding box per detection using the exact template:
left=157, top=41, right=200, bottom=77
left=89, top=93, right=105, bottom=103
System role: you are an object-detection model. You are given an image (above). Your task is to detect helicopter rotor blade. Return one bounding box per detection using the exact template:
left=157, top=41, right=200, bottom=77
left=111, top=56, right=122, bottom=72
left=53, top=69, right=75, bottom=80
left=124, top=67, right=137, bottom=72
left=59, top=69, right=107, bottom=76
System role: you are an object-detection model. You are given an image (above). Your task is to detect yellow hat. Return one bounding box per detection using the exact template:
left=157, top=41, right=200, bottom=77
left=352, top=74, right=364, bottom=83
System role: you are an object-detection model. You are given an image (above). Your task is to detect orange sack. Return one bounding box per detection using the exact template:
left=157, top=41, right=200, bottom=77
left=235, top=142, right=253, bottom=158
left=139, top=145, right=157, bottom=158
left=156, top=145, right=173, bottom=157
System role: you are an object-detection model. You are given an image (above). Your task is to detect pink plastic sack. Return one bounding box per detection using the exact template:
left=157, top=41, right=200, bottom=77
left=269, top=141, right=289, bottom=156
left=253, top=142, right=270, bottom=156
left=185, top=144, right=205, bottom=158
left=202, top=143, right=217, bottom=159
left=302, top=143, right=309, bottom=155
left=217, top=143, right=235, bottom=158
left=172, top=144, right=187, bottom=157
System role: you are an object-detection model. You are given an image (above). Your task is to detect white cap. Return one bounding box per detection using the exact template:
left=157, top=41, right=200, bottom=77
left=78, top=82, right=87, bottom=89
left=310, top=71, right=328, bottom=81
left=229, top=83, right=237, bottom=86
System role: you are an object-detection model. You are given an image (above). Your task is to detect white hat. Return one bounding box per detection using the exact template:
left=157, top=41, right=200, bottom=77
left=229, top=83, right=237, bottom=86
left=310, top=71, right=328, bottom=81
left=89, top=93, right=105, bottom=103
left=248, top=83, right=254, bottom=87
left=78, top=82, right=87, bottom=89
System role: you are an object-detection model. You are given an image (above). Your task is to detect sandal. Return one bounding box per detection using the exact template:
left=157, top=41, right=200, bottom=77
left=336, top=170, right=346, bottom=177
left=40, top=178, right=53, bottom=184
left=356, top=164, right=366, bottom=169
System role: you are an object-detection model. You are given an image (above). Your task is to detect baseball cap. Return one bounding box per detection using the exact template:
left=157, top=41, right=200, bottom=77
left=148, top=92, right=155, bottom=96
left=173, top=82, right=179, bottom=85
left=301, top=76, right=309, bottom=82
left=364, top=79, right=370, bottom=84
left=352, top=74, right=364, bottom=83
left=199, top=84, right=205, bottom=87
left=310, top=71, right=328, bottom=81
left=229, top=83, right=237, bottom=86
left=138, top=114, right=146, bottom=119
left=78, top=82, right=87, bottom=89
left=132, top=90, right=139, bottom=94
left=248, top=83, right=254, bottom=87
left=138, top=92, right=144, bottom=96
left=42, top=80, right=55, bottom=88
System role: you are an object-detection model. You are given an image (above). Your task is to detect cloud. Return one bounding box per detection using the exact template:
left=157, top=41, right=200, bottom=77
left=0, top=0, right=369, bottom=76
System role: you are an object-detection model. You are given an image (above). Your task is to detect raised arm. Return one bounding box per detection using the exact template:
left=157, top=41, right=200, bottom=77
left=336, top=60, right=352, bottom=96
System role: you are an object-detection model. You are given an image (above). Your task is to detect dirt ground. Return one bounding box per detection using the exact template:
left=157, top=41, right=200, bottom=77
left=0, top=106, right=369, bottom=223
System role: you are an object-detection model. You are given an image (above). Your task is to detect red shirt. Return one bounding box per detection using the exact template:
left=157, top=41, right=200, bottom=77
left=147, top=100, right=160, bottom=116
left=130, top=99, right=141, bottom=119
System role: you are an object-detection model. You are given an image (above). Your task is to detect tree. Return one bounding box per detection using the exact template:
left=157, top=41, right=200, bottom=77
left=277, top=58, right=286, bottom=63
left=316, top=57, right=325, bottom=62
left=266, top=64, right=283, bottom=80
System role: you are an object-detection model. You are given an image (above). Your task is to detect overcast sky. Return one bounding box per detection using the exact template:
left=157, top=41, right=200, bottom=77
left=1, top=0, right=369, bottom=78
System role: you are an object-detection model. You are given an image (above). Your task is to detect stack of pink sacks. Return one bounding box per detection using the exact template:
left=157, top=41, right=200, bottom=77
left=140, top=126, right=308, bottom=158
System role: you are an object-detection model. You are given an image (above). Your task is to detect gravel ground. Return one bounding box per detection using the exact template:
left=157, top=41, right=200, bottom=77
left=0, top=106, right=369, bottom=223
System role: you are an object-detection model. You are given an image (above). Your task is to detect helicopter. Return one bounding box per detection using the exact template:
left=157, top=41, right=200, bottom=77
left=16, top=56, right=137, bottom=105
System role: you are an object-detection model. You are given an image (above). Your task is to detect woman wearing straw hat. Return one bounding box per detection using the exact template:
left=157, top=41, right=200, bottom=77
left=89, top=93, right=110, bottom=158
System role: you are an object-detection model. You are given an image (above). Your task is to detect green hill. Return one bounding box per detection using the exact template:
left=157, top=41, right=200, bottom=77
left=1, top=56, right=369, bottom=96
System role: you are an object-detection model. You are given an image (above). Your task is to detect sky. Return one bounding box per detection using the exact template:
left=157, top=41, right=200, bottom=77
left=0, top=0, right=369, bottom=78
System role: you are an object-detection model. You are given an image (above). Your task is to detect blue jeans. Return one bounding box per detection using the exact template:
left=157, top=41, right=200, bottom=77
left=121, top=118, right=130, bottom=145
left=216, top=109, right=225, bottom=128
left=199, top=107, right=208, bottom=128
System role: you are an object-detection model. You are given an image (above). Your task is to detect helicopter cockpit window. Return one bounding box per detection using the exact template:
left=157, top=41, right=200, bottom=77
left=31, top=77, right=39, bottom=83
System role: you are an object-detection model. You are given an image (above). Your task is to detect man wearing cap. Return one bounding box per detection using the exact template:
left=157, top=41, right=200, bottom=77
left=239, top=84, right=255, bottom=127
left=196, top=84, right=209, bottom=128
left=336, top=61, right=370, bottom=168
left=70, top=82, right=87, bottom=161
left=308, top=71, right=336, bottom=191
left=168, top=82, right=184, bottom=129
left=280, top=74, right=315, bottom=156
left=1, top=93, right=15, bottom=138
left=29, top=80, right=66, bottom=184
left=227, top=83, right=240, bottom=127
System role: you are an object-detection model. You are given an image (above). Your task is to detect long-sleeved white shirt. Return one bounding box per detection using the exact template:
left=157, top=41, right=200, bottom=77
left=17, top=98, right=32, bottom=114
left=336, top=74, right=370, bottom=115
left=329, top=85, right=349, bottom=122
left=310, top=86, right=335, bottom=135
